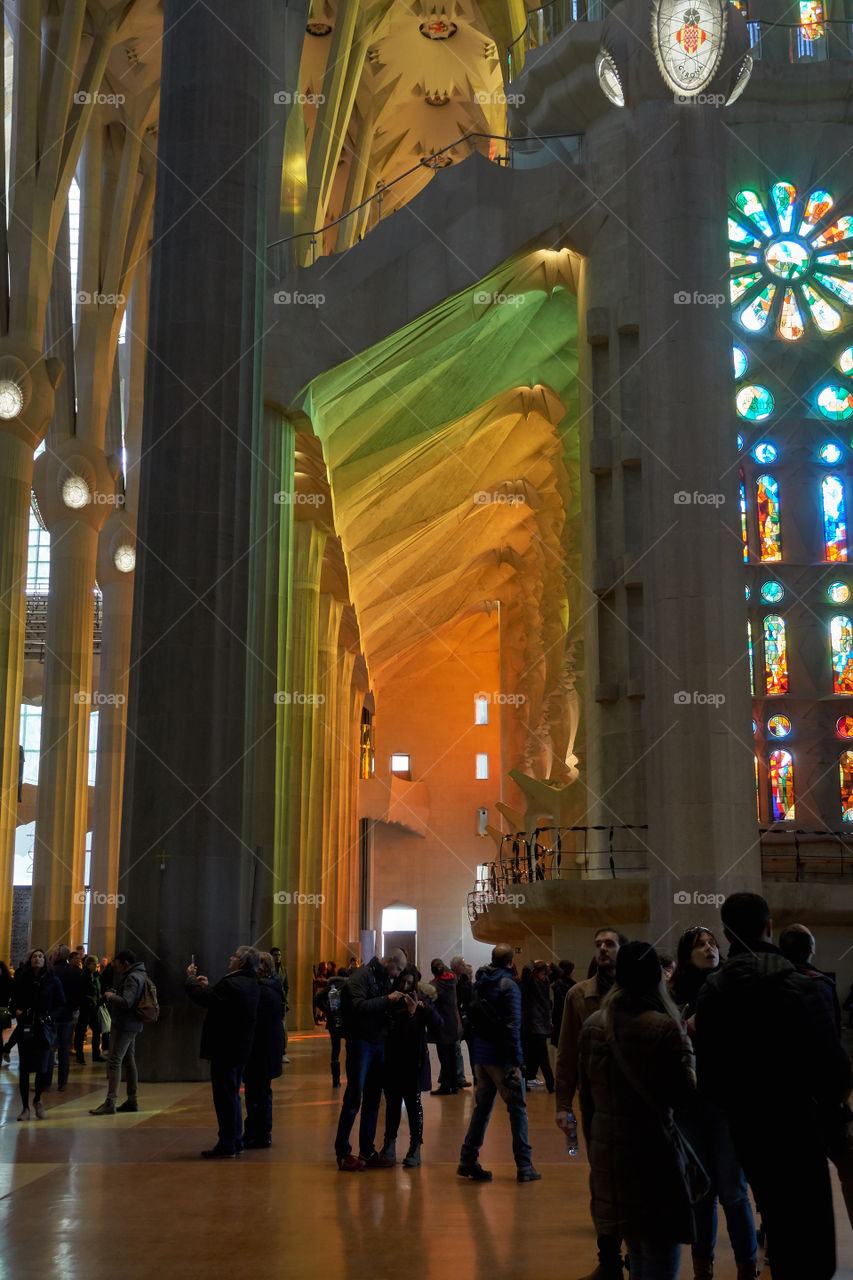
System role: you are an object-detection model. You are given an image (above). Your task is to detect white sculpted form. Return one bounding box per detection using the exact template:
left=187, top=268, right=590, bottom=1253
left=651, top=0, right=727, bottom=96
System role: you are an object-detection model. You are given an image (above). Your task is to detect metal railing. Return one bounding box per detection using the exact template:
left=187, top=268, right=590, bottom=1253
left=759, top=828, right=853, bottom=881
left=267, top=130, right=583, bottom=277
left=467, top=823, right=649, bottom=923
left=507, top=10, right=853, bottom=81
left=24, top=591, right=102, bottom=660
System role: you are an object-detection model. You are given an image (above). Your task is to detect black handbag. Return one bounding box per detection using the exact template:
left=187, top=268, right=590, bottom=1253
left=608, top=1033, right=710, bottom=1205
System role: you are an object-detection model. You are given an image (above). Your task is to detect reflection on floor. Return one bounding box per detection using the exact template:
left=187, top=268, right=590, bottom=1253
left=0, top=1030, right=850, bottom=1280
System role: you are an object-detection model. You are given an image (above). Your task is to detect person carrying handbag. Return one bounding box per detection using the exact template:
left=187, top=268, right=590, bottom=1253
left=578, top=941, right=700, bottom=1280
left=12, top=949, right=64, bottom=1120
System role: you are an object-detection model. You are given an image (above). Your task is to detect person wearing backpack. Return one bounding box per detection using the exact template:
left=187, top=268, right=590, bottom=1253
left=89, top=950, right=147, bottom=1116
left=316, top=971, right=347, bottom=1086
left=457, top=942, right=540, bottom=1184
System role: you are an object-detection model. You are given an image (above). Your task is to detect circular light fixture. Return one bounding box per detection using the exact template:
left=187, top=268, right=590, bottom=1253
left=820, top=442, right=843, bottom=464
left=595, top=49, right=625, bottom=107
left=829, top=581, right=851, bottom=604
left=61, top=475, right=91, bottom=509
left=651, top=0, right=727, bottom=97
left=737, top=386, right=774, bottom=422
left=419, top=17, right=457, bottom=38
left=764, top=238, right=811, bottom=280
left=767, top=714, right=792, bottom=738
left=306, top=20, right=332, bottom=35
left=761, top=582, right=784, bottom=603
left=752, top=441, right=777, bottom=463
left=0, top=378, right=23, bottom=419
left=114, top=544, right=136, bottom=573
left=817, top=386, right=853, bottom=421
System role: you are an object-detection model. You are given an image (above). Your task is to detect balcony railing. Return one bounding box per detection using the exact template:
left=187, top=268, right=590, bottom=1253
left=24, top=592, right=102, bottom=660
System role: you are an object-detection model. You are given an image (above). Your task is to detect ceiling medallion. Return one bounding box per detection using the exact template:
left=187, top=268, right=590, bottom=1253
left=419, top=17, right=458, bottom=39
left=651, top=0, right=727, bottom=96
left=306, top=21, right=332, bottom=36
left=425, top=90, right=450, bottom=106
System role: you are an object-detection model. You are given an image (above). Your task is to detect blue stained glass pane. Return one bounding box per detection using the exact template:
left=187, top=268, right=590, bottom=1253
left=733, top=346, right=748, bottom=378
left=753, top=442, right=777, bottom=463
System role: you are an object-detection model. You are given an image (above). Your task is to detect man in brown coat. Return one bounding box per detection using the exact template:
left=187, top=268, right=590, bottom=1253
left=555, top=926, right=627, bottom=1280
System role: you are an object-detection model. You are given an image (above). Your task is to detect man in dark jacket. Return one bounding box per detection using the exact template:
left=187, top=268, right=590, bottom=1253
left=451, top=955, right=473, bottom=1088
left=695, top=893, right=852, bottom=1280
left=243, top=952, right=285, bottom=1148
left=429, top=958, right=462, bottom=1095
left=334, top=950, right=406, bottom=1171
left=50, top=945, right=83, bottom=1090
left=521, top=960, right=554, bottom=1091
left=457, top=942, right=540, bottom=1183
left=89, top=950, right=147, bottom=1115
left=185, top=946, right=260, bottom=1158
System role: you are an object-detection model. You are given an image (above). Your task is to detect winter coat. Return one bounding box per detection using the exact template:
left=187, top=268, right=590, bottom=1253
left=80, top=969, right=102, bottom=1011
left=555, top=974, right=607, bottom=1111
left=343, top=957, right=393, bottom=1044
left=108, top=962, right=148, bottom=1034
left=13, top=968, right=65, bottom=1072
left=428, top=972, right=462, bottom=1045
left=694, top=940, right=852, bottom=1120
left=521, top=965, right=552, bottom=1036
left=579, top=1007, right=696, bottom=1244
left=245, top=976, right=284, bottom=1080
left=455, top=971, right=473, bottom=1035
left=469, top=965, right=523, bottom=1068
left=550, top=974, right=575, bottom=1047
left=52, top=959, right=84, bottom=1023
left=385, top=994, right=442, bottom=1093
left=186, top=968, right=260, bottom=1065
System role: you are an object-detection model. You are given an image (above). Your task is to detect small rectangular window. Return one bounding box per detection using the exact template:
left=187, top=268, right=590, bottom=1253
left=391, top=753, right=411, bottom=777
left=474, top=696, right=489, bottom=725
left=476, top=753, right=489, bottom=780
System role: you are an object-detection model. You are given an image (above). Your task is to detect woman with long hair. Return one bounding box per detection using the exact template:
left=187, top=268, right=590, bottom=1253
left=672, top=926, right=759, bottom=1280
left=12, top=949, right=64, bottom=1119
left=579, top=940, right=697, bottom=1280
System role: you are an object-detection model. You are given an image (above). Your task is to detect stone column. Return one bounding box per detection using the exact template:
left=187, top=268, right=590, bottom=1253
left=116, top=1, right=272, bottom=1080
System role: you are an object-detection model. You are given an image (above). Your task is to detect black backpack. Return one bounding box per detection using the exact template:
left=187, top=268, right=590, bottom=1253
left=467, top=979, right=505, bottom=1040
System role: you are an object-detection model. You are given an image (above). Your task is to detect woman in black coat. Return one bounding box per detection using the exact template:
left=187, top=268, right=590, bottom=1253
left=13, top=949, right=64, bottom=1119
left=428, top=959, right=462, bottom=1094
left=381, top=967, right=442, bottom=1166
left=243, top=952, right=285, bottom=1148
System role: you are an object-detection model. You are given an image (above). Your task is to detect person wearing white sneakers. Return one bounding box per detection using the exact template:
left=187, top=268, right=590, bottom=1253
left=12, top=949, right=64, bottom=1120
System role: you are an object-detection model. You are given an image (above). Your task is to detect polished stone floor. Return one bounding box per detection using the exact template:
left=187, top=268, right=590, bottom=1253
left=0, top=1029, right=850, bottom=1279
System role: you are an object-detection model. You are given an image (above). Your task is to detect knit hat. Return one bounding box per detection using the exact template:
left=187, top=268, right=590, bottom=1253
left=615, top=940, right=661, bottom=995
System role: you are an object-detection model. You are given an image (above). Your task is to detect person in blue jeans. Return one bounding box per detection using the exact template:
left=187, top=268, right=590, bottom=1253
left=457, top=942, right=540, bottom=1183
left=672, top=926, right=759, bottom=1280
left=334, top=950, right=407, bottom=1171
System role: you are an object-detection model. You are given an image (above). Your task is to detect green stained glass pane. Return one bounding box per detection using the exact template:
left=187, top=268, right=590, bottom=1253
left=764, top=239, right=810, bottom=280
left=829, top=582, right=851, bottom=605
left=817, top=387, right=853, bottom=421
left=815, top=250, right=853, bottom=269
left=779, top=288, right=804, bottom=341
left=771, top=182, right=797, bottom=233
left=730, top=250, right=760, bottom=270
left=799, top=188, right=834, bottom=236
left=801, top=283, right=842, bottom=332
left=737, top=385, right=774, bottom=421
left=821, top=443, right=843, bottom=464
left=729, top=218, right=758, bottom=245
left=735, top=190, right=773, bottom=238
left=831, top=615, right=853, bottom=694
left=812, top=217, right=853, bottom=249
left=731, top=273, right=762, bottom=303
left=814, top=273, right=853, bottom=307
left=839, top=347, right=853, bottom=375
left=764, top=616, right=789, bottom=695
left=761, top=582, right=785, bottom=603
left=739, top=284, right=776, bottom=332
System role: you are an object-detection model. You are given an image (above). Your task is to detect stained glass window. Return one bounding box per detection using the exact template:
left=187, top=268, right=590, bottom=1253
left=735, top=190, right=773, bottom=237
left=748, top=620, right=755, bottom=695
left=756, top=474, right=781, bottom=561
left=829, top=582, right=851, bottom=604
left=761, top=582, right=784, bottom=603
left=799, top=188, right=833, bottom=236
left=740, top=470, right=749, bottom=561
left=822, top=476, right=848, bottom=561
left=801, top=282, right=842, bottom=332
left=838, top=347, right=853, bottom=375
left=739, top=284, right=776, bottom=332
left=813, top=218, right=853, bottom=249
left=840, top=751, right=853, bottom=822
left=765, top=240, right=810, bottom=280
left=836, top=715, right=853, bottom=737
left=754, top=755, right=760, bottom=819
left=817, top=387, right=853, bottom=421
left=764, top=615, right=788, bottom=695
left=779, top=288, right=805, bottom=341
left=768, top=714, right=791, bottom=737
left=820, top=442, right=843, bottom=464
left=733, top=346, right=748, bottom=378
left=815, top=274, right=853, bottom=306
left=737, top=386, right=774, bottom=421
left=731, top=273, right=762, bottom=303
left=771, top=182, right=796, bottom=234
left=769, top=749, right=795, bottom=820
left=832, top=616, right=853, bottom=693
left=737, top=433, right=745, bottom=452
left=800, top=1, right=825, bottom=41
left=753, top=442, right=777, bottom=463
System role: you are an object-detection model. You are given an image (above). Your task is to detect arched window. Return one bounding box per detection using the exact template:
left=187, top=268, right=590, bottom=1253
left=763, top=615, right=788, bottom=695
left=747, top=620, right=755, bottom=695
left=755, top=474, right=781, bottom=561
left=840, top=750, right=853, bottom=822
left=739, top=470, right=748, bottom=561
left=822, top=475, right=848, bottom=561
left=769, top=749, right=795, bottom=820
left=754, top=755, right=760, bottom=819
left=831, top=616, right=853, bottom=693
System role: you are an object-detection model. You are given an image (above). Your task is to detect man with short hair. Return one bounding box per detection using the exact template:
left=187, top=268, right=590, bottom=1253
left=555, top=927, right=628, bottom=1280
left=270, top=946, right=290, bottom=1062
left=450, top=955, right=473, bottom=1087
left=334, top=949, right=407, bottom=1171
left=779, top=922, right=841, bottom=1032
left=185, top=946, right=260, bottom=1158
left=457, top=942, right=540, bottom=1184
left=50, top=945, right=83, bottom=1090
left=89, top=949, right=147, bottom=1116
left=696, top=893, right=852, bottom=1280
